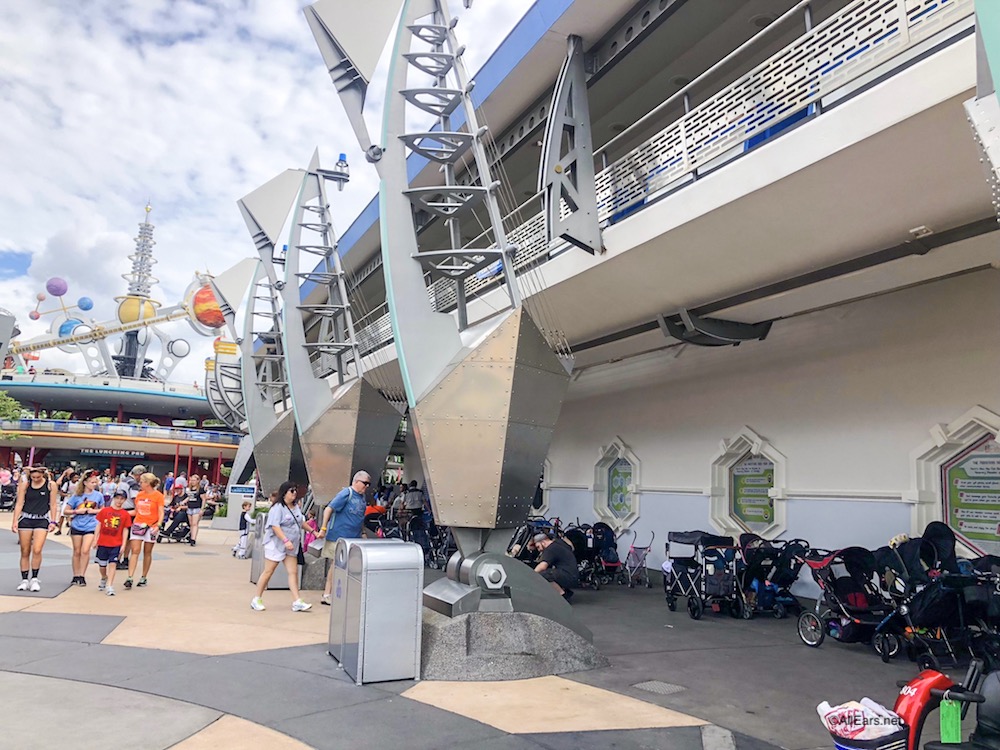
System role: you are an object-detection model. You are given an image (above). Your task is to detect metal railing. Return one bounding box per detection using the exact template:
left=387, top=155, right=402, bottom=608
left=353, top=0, right=973, bottom=353
left=1, top=419, right=242, bottom=446
left=0, top=371, right=206, bottom=396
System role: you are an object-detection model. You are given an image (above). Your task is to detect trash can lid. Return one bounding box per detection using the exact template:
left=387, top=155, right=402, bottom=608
left=347, top=539, right=424, bottom=572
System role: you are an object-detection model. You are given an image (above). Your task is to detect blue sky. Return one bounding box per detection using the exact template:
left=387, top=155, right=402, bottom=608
left=0, top=0, right=534, bottom=379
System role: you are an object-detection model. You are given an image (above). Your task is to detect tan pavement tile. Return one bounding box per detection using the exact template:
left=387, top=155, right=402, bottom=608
left=403, top=676, right=707, bottom=734
left=172, top=715, right=312, bottom=749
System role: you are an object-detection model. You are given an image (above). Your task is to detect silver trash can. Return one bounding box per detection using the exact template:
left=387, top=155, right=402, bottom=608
left=249, top=514, right=290, bottom=589
left=339, top=539, right=423, bottom=685
left=327, top=537, right=364, bottom=664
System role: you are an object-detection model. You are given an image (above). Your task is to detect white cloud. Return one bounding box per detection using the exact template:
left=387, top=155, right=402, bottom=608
left=0, top=0, right=534, bottom=386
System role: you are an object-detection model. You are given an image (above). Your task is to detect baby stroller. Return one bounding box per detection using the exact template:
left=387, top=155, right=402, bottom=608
left=157, top=512, right=191, bottom=543
left=507, top=516, right=561, bottom=563
left=796, top=546, right=897, bottom=657
left=592, top=522, right=624, bottom=585
left=425, top=521, right=456, bottom=570
left=736, top=534, right=808, bottom=619
left=564, top=525, right=601, bottom=590
left=664, top=531, right=738, bottom=619
left=874, top=522, right=999, bottom=668
left=620, top=529, right=654, bottom=588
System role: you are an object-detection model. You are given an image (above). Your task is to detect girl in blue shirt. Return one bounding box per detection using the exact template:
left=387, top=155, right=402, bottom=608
left=65, top=470, right=105, bottom=586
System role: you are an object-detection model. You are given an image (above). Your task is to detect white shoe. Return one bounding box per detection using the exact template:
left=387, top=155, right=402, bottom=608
left=29, top=578, right=40, bottom=592
left=16, top=579, right=28, bottom=591
left=292, top=599, right=312, bottom=612
left=320, top=593, right=331, bottom=606
left=250, top=597, right=265, bottom=611
left=106, top=586, right=115, bottom=596
left=98, top=579, right=107, bottom=591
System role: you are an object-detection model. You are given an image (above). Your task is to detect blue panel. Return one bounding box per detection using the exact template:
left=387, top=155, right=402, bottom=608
left=743, top=104, right=815, bottom=151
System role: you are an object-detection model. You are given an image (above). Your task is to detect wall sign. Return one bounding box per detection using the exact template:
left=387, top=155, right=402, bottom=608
left=943, top=433, right=1000, bottom=555
left=730, top=452, right=775, bottom=531
left=80, top=449, right=146, bottom=459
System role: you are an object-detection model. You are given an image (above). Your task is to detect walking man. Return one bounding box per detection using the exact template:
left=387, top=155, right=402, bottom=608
left=319, top=471, right=370, bottom=605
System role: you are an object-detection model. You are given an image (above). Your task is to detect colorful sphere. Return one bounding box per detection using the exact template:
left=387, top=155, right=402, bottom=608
left=167, top=339, right=191, bottom=357
left=191, top=285, right=225, bottom=329
left=35, top=293, right=46, bottom=302
left=58, top=318, right=82, bottom=337
left=77, top=297, right=93, bottom=311
left=45, top=277, right=68, bottom=297
left=117, top=296, right=158, bottom=324
left=28, top=310, right=40, bottom=321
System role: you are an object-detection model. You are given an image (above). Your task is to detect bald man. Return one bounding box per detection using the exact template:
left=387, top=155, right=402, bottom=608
left=320, top=471, right=371, bottom=605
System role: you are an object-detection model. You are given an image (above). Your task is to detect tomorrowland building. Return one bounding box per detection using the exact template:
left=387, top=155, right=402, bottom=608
left=201, top=0, right=1000, bottom=611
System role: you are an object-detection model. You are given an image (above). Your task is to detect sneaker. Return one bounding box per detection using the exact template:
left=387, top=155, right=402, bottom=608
left=250, top=597, right=265, bottom=611
left=16, top=579, right=28, bottom=592
left=292, top=599, right=312, bottom=612
left=123, top=578, right=133, bottom=589
left=106, top=586, right=115, bottom=597
left=98, top=579, right=107, bottom=591
left=320, top=594, right=331, bottom=606
left=53, top=530, right=62, bottom=536
left=189, top=539, right=196, bottom=547
left=119, top=558, right=129, bottom=568
left=29, top=578, right=40, bottom=592
left=79, top=577, right=87, bottom=587
left=137, top=577, right=147, bottom=587
left=562, top=589, right=574, bottom=603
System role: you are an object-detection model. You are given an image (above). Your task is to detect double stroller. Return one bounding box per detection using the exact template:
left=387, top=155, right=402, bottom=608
left=664, top=531, right=738, bottom=619
left=736, top=534, right=807, bottom=619
left=563, top=522, right=624, bottom=589
left=796, top=546, right=896, bottom=655
left=872, top=521, right=1000, bottom=669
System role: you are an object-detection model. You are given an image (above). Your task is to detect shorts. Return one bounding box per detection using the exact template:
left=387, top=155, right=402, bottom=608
left=95, top=545, right=121, bottom=564
left=17, top=517, right=49, bottom=530
left=186, top=506, right=202, bottom=516
left=130, top=525, right=157, bottom=543
left=70, top=527, right=95, bottom=536
left=263, top=541, right=288, bottom=562
left=321, top=539, right=339, bottom=559
left=541, top=567, right=576, bottom=591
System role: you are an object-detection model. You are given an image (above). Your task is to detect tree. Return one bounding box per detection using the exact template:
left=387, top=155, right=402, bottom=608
left=0, top=391, right=24, bottom=421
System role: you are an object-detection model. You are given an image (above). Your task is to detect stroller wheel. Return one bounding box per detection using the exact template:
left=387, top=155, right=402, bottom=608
left=667, top=597, right=677, bottom=612
left=729, top=598, right=743, bottom=619
left=873, top=633, right=900, bottom=663
left=773, top=603, right=786, bottom=620
left=687, top=596, right=704, bottom=620
left=797, top=611, right=825, bottom=647
left=916, top=654, right=936, bottom=672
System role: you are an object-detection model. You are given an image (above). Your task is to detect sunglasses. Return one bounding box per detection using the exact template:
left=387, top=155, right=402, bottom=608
left=359, top=480, right=371, bottom=486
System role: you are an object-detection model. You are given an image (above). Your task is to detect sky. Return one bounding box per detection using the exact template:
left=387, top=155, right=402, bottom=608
left=0, top=0, right=535, bottom=384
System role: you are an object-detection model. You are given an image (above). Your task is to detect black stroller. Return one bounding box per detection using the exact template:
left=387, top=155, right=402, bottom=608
left=736, top=534, right=808, bottom=619
left=664, top=531, right=738, bottom=619
left=564, top=526, right=601, bottom=590
left=796, top=546, right=896, bottom=656
left=874, top=522, right=1000, bottom=668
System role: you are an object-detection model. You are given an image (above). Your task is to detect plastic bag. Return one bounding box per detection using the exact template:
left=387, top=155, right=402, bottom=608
left=817, top=698, right=906, bottom=740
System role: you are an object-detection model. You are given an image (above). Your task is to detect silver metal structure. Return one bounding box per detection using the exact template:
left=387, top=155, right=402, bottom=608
left=539, top=35, right=602, bottom=255
left=307, top=0, right=583, bottom=639
left=280, top=151, right=403, bottom=506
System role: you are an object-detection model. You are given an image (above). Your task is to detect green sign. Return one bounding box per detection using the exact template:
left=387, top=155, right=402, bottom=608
left=608, top=457, right=633, bottom=520
left=730, top=453, right=774, bottom=531
left=944, top=434, right=1000, bottom=555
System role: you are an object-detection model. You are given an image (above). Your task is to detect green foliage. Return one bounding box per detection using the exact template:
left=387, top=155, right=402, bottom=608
left=214, top=502, right=227, bottom=518
left=0, top=391, right=25, bottom=421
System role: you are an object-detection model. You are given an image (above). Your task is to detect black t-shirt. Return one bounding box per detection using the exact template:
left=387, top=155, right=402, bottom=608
left=186, top=487, right=203, bottom=509
left=541, top=538, right=577, bottom=573
left=22, top=483, right=50, bottom=516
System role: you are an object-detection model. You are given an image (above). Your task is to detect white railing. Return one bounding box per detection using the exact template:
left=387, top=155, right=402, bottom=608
left=355, top=0, right=973, bottom=350
left=1, top=418, right=242, bottom=445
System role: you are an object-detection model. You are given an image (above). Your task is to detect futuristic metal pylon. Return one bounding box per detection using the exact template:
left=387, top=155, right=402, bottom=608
left=238, top=155, right=401, bottom=506
left=306, top=0, right=584, bottom=639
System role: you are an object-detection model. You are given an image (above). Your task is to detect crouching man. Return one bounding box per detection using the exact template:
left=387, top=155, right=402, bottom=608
left=533, top=532, right=578, bottom=602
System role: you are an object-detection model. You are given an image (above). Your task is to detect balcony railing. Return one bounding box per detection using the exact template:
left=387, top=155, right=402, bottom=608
left=0, top=419, right=242, bottom=446
left=353, top=0, right=973, bottom=356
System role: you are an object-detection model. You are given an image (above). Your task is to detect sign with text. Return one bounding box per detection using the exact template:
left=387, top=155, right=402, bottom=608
left=730, top=453, right=774, bottom=532
left=80, top=448, right=146, bottom=459
left=945, top=434, right=1000, bottom=555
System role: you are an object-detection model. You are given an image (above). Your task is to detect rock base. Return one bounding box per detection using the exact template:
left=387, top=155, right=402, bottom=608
left=421, top=608, right=609, bottom=681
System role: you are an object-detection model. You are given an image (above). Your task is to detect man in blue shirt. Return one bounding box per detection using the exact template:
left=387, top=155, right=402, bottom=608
left=320, top=470, right=370, bottom=605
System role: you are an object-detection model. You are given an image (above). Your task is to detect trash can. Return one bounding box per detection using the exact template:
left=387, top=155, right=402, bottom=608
left=339, top=539, right=423, bottom=685
left=328, top=537, right=364, bottom=664
left=249, top=514, right=290, bottom=589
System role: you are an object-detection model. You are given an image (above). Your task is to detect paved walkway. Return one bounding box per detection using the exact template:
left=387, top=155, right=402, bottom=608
left=0, top=511, right=951, bottom=749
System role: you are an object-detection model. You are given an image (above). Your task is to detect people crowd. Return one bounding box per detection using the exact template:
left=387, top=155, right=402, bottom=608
left=8, top=464, right=225, bottom=593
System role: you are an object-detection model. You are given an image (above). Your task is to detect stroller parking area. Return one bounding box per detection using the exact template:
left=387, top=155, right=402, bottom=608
left=0, top=512, right=969, bottom=750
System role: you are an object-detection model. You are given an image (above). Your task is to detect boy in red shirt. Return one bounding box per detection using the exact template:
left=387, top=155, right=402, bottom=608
left=95, top=490, right=132, bottom=596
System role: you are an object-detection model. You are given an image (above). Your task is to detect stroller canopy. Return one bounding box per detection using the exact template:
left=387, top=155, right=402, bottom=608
left=668, top=530, right=734, bottom=548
